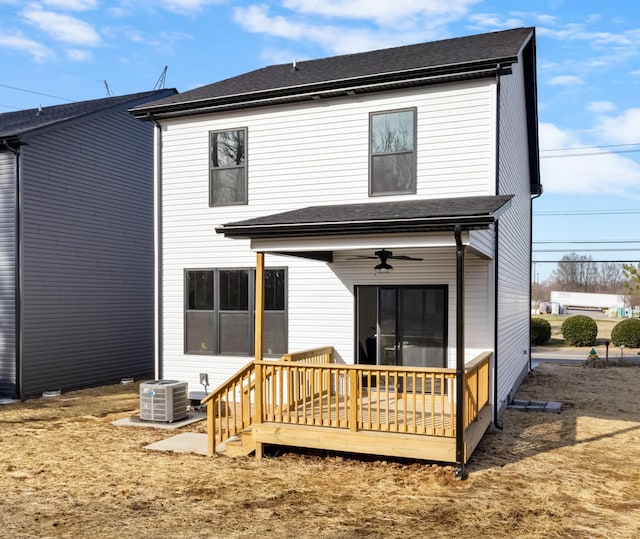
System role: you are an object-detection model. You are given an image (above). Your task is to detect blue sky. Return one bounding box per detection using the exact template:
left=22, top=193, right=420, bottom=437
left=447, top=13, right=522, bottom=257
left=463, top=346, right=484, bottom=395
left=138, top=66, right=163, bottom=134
left=1, top=0, right=640, bottom=282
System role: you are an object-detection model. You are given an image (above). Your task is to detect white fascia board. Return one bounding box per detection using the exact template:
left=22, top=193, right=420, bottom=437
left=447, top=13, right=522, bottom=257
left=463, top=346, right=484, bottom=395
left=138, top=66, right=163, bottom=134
left=249, top=231, right=470, bottom=252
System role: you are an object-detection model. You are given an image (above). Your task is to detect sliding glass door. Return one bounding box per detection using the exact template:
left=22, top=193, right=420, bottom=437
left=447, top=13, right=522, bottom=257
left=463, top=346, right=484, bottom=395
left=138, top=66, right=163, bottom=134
left=357, top=285, right=447, bottom=369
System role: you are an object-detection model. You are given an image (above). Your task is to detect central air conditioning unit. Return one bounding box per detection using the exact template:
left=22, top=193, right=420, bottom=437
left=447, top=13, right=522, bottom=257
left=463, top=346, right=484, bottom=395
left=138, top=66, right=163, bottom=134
left=139, top=380, right=188, bottom=422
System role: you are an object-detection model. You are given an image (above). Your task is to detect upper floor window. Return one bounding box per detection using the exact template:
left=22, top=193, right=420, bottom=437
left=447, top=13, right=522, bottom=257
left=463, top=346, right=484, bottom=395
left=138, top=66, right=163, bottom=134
left=210, top=128, right=247, bottom=206
left=369, top=109, right=416, bottom=196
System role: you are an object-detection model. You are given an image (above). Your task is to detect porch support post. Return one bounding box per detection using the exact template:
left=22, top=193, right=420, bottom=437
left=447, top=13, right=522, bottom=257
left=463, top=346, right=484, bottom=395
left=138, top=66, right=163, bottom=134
left=254, top=252, right=265, bottom=460
left=455, top=225, right=466, bottom=480
left=255, top=252, right=265, bottom=363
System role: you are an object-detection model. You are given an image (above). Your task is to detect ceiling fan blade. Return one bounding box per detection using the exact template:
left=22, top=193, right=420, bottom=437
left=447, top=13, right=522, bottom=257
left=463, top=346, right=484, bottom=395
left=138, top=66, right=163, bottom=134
left=347, top=255, right=379, bottom=260
left=389, top=255, right=423, bottom=261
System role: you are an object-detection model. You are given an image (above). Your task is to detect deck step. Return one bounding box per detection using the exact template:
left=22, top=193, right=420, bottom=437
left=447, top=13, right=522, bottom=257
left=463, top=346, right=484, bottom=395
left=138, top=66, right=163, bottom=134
left=219, top=429, right=255, bottom=457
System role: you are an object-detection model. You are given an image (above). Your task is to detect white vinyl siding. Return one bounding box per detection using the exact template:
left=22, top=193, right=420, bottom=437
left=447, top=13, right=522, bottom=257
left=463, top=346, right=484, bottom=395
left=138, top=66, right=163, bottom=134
left=0, top=151, right=16, bottom=396
left=495, top=51, right=534, bottom=413
left=158, top=79, right=499, bottom=391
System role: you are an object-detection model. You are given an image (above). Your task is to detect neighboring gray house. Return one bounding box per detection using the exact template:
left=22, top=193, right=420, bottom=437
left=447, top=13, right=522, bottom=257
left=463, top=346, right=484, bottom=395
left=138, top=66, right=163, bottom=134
left=0, top=89, right=176, bottom=398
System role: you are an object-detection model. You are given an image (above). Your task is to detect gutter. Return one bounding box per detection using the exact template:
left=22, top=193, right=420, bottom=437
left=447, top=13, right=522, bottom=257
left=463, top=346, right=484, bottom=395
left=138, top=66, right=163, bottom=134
left=454, top=224, right=466, bottom=480
left=217, top=215, right=498, bottom=239
left=3, top=138, right=23, bottom=398
left=493, top=66, right=503, bottom=429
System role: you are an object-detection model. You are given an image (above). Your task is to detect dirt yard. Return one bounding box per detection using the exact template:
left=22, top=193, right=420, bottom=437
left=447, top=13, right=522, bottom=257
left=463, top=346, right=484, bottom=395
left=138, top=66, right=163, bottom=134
left=1, top=362, right=639, bottom=539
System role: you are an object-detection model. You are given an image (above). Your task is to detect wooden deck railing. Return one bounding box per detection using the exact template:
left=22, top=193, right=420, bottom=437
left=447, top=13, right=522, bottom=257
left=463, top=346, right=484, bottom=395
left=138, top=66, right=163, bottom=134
left=463, top=351, right=492, bottom=430
left=203, top=348, right=492, bottom=457
left=201, top=347, right=334, bottom=455
left=254, top=362, right=459, bottom=436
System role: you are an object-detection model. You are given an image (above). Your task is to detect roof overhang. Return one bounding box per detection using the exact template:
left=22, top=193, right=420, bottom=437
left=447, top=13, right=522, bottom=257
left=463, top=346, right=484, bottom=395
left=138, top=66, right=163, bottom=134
left=216, top=195, right=513, bottom=242
left=131, top=61, right=514, bottom=121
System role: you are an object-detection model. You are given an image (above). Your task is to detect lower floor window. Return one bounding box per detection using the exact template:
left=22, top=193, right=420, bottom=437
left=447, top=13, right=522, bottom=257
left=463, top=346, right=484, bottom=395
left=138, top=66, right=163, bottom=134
left=185, top=268, right=287, bottom=356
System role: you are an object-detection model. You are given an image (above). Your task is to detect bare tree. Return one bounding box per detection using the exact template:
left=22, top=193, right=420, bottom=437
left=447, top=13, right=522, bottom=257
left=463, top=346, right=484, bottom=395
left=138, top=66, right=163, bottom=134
left=598, top=263, right=624, bottom=292
left=550, top=253, right=599, bottom=291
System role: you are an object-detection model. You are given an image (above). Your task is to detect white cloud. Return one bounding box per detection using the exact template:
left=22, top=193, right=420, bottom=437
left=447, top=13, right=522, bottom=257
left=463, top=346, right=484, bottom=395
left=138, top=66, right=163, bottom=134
left=547, top=75, right=583, bottom=86
left=0, top=31, right=52, bottom=61
left=163, top=0, right=224, bottom=15
left=234, top=4, right=417, bottom=55
left=539, top=122, right=640, bottom=197
left=467, top=13, right=524, bottom=30
left=41, top=0, right=98, bottom=10
left=65, top=47, right=92, bottom=60
left=282, top=0, right=481, bottom=26
left=596, top=109, right=640, bottom=144
left=587, top=101, right=615, bottom=114
left=22, top=4, right=101, bottom=46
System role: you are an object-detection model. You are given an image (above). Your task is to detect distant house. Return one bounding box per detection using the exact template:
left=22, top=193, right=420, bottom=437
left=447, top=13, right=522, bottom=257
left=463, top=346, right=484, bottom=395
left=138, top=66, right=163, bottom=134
left=0, top=89, right=176, bottom=398
left=131, top=28, right=540, bottom=474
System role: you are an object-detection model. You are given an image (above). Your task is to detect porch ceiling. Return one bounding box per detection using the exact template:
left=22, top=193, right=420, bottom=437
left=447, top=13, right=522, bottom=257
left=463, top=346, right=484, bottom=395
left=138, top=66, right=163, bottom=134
left=216, top=195, right=512, bottom=259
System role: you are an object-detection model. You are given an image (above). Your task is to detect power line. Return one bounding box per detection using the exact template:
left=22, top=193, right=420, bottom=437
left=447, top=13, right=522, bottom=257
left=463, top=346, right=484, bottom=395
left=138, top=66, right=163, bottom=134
left=534, top=240, right=640, bottom=244
left=541, top=142, right=640, bottom=152
left=534, top=209, right=640, bottom=216
left=533, top=260, right=639, bottom=263
left=541, top=148, right=640, bottom=158
left=0, top=83, right=73, bottom=103
left=534, top=248, right=640, bottom=253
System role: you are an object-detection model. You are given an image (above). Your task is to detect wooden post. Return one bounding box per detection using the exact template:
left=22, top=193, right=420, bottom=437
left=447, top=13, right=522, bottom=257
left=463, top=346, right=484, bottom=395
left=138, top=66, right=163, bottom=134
left=255, top=252, right=265, bottom=363
left=207, top=400, right=215, bottom=456
left=349, top=369, right=358, bottom=431
left=254, top=252, right=265, bottom=460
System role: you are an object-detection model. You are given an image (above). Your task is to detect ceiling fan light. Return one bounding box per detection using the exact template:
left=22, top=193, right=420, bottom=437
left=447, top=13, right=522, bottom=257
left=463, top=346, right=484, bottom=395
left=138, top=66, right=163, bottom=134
left=374, top=261, right=393, bottom=273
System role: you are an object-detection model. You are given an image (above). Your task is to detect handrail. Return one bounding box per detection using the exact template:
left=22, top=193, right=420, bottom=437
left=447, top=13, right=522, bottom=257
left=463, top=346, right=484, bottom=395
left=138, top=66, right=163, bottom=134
left=201, top=348, right=492, bottom=457
left=200, top=360, right=256, bottom=456
left=463, top=351, right=492, bottom=429
left=200, top=348, right=334, bottom=456
left=279, top=346, right=334, bottom=363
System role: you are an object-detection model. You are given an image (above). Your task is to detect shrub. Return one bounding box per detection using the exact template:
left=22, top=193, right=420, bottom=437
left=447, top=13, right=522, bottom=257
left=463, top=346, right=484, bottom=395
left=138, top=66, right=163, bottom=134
left=611, top=318, right=640, bottom=348
left=531, top=317, right=551, bottom=345
left=561, top=315, right=598, bottom=347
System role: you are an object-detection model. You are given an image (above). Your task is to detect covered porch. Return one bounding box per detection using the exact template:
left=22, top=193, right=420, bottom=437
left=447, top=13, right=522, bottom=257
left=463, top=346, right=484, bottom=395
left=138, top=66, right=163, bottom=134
left=209, top=195, right=512, bottom=478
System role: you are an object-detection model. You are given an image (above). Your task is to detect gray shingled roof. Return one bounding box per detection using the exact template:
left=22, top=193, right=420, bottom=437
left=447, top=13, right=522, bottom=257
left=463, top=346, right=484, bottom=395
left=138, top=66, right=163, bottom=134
left=216, top=195, right=514, bottom=239
left=0, top=89, right=176, bottom=140
left=131, top=27, right=533, bottom=118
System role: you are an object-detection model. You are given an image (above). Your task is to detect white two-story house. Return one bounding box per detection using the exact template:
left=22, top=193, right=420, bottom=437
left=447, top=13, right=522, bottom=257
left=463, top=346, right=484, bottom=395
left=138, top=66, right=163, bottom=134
left=131, top=27, right=541, bottom=475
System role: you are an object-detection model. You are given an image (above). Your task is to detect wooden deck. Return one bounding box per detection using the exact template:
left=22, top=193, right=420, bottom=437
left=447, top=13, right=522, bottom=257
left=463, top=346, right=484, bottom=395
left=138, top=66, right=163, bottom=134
left=202, top=347, right=492, bottom=464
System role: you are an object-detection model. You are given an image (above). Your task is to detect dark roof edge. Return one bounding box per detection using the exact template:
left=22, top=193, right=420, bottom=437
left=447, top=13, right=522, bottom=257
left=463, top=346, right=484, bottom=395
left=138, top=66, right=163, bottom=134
left=520, top=29, right=542, bottom=196
left=216, top=215, right=498, bottom=240
left=132, top=58, right=517, bottom=120
left=13, top=89, right=177, bottom=140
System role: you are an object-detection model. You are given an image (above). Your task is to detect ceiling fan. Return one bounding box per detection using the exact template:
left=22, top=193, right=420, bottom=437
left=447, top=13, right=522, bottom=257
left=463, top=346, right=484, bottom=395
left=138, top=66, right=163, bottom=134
left=350, top=249, right=423, bottom=272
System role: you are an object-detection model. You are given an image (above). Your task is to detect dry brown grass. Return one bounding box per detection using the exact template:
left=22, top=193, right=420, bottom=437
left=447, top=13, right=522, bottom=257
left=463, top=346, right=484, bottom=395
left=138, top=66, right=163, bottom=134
left=2, top=363, right=640, bottom=538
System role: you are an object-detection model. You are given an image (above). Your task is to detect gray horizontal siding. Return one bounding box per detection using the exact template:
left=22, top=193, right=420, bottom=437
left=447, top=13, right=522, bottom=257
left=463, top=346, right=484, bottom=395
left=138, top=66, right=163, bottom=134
left=19, top=108, right=154, bottom=396
left=0, top=151, right=16, bottom=396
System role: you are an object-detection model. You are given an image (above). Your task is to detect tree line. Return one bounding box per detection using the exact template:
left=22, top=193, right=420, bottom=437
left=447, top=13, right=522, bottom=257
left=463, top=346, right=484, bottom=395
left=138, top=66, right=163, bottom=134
left=533, top=253, right=640, bottom=305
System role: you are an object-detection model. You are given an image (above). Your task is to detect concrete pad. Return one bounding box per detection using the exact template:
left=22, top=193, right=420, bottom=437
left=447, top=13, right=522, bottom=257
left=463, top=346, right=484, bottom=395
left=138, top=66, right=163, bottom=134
left=0, top=398, right=20, bottom=405
left=145, top=432, right=208, bottom=456
left=111, top=412, right=206, bottom=430
left=545, top=401, right=563, bottom=413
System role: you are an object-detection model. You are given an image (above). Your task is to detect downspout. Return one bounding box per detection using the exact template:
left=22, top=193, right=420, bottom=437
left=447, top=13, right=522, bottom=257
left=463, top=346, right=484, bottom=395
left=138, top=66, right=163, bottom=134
left=4, top=140, right=23, bottom=398
left=454, top=224, right=466, bottom=480
left=493, top=66, right=503, bottom=429
left=148, top=115, right=163, bottom=379
left=529, top=190, right=542, bottom=373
